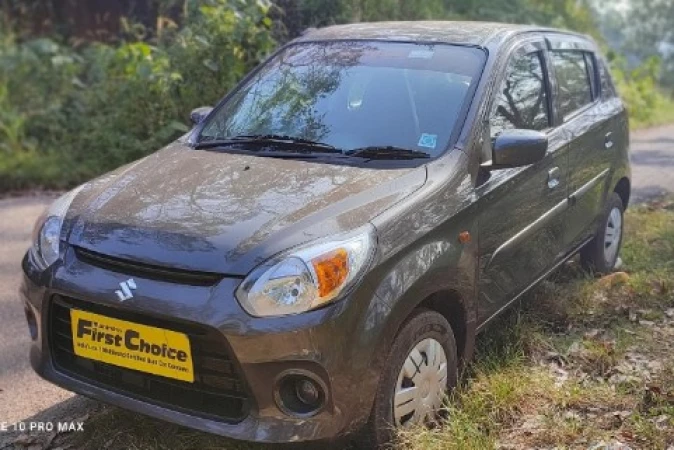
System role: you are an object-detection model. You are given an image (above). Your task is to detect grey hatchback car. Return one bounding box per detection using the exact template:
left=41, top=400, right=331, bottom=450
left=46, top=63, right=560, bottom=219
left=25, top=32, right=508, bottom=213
left=21, top=21, right=630, bottom=447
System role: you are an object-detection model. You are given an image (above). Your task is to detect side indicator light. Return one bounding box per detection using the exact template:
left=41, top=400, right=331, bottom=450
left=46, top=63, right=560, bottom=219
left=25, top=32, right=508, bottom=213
left=458, top=231, right=472, bottom=244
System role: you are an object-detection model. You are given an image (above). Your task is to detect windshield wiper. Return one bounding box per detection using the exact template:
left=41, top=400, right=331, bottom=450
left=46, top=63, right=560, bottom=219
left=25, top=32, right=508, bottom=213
left=346, top=146, right=431, bottom=160
left=195, top=134, right=343, bottom=153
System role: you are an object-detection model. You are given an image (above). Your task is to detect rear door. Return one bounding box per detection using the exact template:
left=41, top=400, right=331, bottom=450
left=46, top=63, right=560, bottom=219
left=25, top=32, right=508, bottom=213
left=476, top=37, right=570, bottom=324
left=546, top=35, right=619, bottom=249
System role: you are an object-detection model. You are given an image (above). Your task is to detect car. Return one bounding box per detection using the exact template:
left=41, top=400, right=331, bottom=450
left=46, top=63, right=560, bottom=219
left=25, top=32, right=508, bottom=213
left=20, top=20, right=630, bottom=448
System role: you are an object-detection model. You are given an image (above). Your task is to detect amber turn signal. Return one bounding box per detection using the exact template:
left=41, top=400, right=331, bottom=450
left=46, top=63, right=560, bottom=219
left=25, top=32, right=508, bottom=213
left=458, top=231, right=471, bottom=244
left=312, top=249, right=349, bottom=298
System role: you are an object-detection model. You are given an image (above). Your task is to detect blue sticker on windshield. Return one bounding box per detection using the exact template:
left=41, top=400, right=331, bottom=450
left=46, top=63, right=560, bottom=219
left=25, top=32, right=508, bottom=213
left=418, top=133, right=438, bottom=149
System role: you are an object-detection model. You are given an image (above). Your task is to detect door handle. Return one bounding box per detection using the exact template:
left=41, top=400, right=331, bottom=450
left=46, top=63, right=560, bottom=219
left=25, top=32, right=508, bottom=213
left=548, top=167, right=560, bottom=189
left=604, top=132, right=614, bottom=149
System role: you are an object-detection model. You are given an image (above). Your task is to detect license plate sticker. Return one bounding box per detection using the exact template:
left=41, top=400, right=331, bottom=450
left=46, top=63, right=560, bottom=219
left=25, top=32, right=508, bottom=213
left=69, top=309, right=194, bottom=383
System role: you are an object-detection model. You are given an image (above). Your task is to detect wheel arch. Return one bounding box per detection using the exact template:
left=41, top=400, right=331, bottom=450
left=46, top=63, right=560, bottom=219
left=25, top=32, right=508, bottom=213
left=370, top=264, right=477, bottom=375
left=417, top=290, right=469, bottom=364
left=614, top=177, right=631, bottom=209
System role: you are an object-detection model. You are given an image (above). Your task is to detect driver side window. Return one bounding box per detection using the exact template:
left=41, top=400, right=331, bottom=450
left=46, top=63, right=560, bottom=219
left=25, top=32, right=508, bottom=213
left=490, top=52, right=550, bottom=139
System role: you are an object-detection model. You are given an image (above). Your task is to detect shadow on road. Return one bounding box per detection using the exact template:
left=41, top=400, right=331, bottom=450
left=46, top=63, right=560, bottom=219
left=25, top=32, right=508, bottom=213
left=630, top=149, right=674, bottom=167
left=631, top=137, right=674, bottom=145
left=632, top=185, right=670, bottom=204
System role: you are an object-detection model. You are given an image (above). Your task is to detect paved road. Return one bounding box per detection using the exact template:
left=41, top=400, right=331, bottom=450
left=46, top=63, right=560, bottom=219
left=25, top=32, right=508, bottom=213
left=630, top=124, right=674, bottom=203
left=0, top=124, right=672, bottom=439
left=0, top=196, right=77, bottom=425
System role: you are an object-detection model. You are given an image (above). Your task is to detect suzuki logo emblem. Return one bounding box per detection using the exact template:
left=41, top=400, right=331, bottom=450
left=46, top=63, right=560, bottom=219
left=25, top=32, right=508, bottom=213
left=115, top=279, right=137, bottom=301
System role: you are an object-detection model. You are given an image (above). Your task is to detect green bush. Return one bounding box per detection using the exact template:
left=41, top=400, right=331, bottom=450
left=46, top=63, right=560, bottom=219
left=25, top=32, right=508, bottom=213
left=610, top=56, right=674, bottom=128
left=1, top=0, right=673, bottom=191
left=0, top=0, right=275, bottom=191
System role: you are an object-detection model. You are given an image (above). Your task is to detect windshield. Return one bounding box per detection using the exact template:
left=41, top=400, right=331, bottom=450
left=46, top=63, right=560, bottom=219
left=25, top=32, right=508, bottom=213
left=198, top=41, right=486, bottom=158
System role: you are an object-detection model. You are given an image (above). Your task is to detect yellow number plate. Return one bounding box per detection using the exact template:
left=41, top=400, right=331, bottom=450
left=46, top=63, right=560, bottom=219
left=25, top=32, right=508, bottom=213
left=70, top=309, right=194, bottom=383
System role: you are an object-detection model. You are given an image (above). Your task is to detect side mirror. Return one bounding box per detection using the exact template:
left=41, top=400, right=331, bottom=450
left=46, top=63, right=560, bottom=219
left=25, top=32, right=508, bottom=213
left=485, top=129, right=548, bottom=170
left=190, top=106, right=213, bottom=125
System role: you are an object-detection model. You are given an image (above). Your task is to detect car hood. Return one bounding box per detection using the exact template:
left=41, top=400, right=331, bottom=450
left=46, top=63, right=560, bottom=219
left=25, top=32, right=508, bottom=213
left=66, top=143, right=427, bottom=276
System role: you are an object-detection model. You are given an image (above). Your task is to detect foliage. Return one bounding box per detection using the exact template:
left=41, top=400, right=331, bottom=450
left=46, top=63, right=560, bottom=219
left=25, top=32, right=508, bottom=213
left=0, top=0, right=275, bottom=191
left=275, top=0, right=599, bottom=40
left=595, top=0, right=674, bottom=90
left=449, top=0, right=599, bottom=39
left=0, top=0, right=672, bottom=191
left=610, top=55, right=674, bottom=129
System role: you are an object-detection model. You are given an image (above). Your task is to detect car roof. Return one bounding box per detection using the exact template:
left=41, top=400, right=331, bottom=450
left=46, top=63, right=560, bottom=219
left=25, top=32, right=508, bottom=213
left=295, top=21, right=569, bottom=47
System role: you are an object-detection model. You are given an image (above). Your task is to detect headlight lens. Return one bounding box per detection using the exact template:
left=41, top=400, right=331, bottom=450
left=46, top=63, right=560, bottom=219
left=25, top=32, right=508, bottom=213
left=35, top=216, right=62, bottom=269
left=236, top=228, right=375, bottom=317
left=30, top=187, right=83, bottom=270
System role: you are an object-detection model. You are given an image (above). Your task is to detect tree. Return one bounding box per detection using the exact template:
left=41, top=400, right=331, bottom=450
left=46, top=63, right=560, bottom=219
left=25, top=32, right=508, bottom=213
left=592, top=0, right=674, bottom=89
left=272, top=0, right=600, bottom=42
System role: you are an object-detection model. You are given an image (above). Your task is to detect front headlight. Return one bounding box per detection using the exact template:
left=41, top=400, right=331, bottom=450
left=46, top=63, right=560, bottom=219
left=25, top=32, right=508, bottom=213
left=30, top=187, right=83, bottom=270
left=236, top=227, right=376, bottom=317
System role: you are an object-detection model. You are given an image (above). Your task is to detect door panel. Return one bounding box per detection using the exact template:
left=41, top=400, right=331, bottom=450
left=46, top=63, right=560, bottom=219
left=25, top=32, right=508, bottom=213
left=475, top=40, right=570, bottom=324
left=476, top=131, right=569, bottom=323
left=563, top=98, right=623, bottom=248
left=564, top=105, right=612, bottom=246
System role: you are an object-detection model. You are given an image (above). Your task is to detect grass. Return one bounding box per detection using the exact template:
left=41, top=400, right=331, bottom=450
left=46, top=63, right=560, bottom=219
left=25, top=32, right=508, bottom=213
left=18, top=198, right=674, bottom=450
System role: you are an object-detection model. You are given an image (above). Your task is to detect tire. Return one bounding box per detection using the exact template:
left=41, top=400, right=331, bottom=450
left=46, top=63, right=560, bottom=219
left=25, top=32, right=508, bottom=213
left=356, top=309, right=458, bottom=449
left=580, top=192, right=625, bottom=274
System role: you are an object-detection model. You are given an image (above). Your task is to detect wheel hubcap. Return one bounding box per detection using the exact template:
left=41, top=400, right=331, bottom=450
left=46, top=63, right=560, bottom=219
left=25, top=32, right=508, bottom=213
left=393, top=338, right=448, bottom=428
left=604, top=207, right=623, bottom=265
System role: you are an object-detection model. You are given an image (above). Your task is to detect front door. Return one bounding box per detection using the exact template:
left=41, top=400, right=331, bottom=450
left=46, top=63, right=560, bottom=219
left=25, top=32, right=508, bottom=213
left=476, top=39, right=570, bottom=325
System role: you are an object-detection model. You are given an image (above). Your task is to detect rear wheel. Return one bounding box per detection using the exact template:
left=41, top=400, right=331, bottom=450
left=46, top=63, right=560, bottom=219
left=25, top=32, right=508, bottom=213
left=358, top=310, right=458, bottom=448
left=580, top=192, right=625, bottom=274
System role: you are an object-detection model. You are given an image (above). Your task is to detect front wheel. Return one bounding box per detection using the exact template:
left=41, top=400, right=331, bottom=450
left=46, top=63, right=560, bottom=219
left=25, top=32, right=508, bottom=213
left=358, top=310, right=458, bottom=448
left=580, top=192, right=625, bottom=274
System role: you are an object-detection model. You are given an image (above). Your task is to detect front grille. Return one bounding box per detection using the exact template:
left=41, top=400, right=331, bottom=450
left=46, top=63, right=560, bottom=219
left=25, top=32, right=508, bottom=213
left=49, top=295, right=249, bottom=422
left=74, top=246, right=224, bottom=286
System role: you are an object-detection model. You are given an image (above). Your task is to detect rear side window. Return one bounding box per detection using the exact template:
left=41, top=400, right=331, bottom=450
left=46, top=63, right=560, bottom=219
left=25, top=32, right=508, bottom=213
left=551, top=51, right=594, bottom=118
left=490, top=52, right=550, bottom=138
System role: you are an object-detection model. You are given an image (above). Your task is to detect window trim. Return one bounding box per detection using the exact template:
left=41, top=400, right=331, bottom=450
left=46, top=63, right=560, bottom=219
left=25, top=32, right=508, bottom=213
left=584, top=52, right=600, bottom=100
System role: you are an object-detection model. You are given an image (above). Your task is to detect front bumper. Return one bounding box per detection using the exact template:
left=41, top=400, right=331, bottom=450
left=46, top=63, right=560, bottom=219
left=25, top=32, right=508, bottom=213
left=20, top=247, right=382, bottom=443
